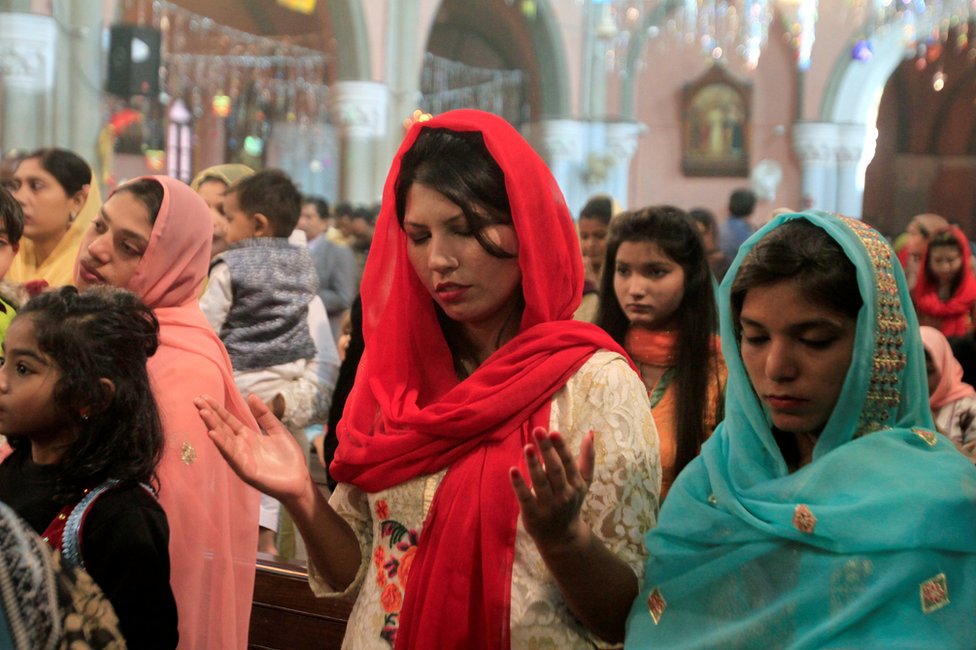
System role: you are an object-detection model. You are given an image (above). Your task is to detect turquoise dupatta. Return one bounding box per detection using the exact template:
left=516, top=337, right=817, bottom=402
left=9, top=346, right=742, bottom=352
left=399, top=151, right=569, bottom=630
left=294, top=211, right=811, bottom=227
left=626, top=212, right=976, bottom=648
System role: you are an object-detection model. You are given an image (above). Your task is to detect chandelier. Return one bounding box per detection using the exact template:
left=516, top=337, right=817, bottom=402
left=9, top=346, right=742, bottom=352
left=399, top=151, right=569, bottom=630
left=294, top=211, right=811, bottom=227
left=593, top=0, right=975, bottom=74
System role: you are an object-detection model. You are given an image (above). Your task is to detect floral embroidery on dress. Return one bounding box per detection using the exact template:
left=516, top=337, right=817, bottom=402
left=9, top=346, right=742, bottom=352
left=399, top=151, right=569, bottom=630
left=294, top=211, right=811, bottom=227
left=793, top=504, right=817, bottom=534
left=180, top=442, right=196, bottom=465
left=373, top=499, right=419, bottom=647
left=912, top=427, right=938, bottom=447
left=920, top=573, right=950, bottom=614
left=647, top=587, right=667, bottom=624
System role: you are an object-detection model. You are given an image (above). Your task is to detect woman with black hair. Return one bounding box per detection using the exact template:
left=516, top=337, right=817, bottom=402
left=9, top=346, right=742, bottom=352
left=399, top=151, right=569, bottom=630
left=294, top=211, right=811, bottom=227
left=74, top=176, right=260, bottom=649
left=7, top=148, right=100, bottom=287
left=627, top=212, right=976, bottom=647
left=597, top=205, right=726, bottom=500
left=197, top=109, right=660, bottom=648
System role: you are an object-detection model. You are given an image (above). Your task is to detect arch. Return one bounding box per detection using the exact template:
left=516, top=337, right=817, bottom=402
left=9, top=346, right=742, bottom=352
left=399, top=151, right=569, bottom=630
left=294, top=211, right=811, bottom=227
left=620, top=0, right=680, bottom=119
left=530, top=1, right=571, bottom=118
left=819, top=23, right=913, bottom=124
left=421, top=0, right=571, bottom=121
left=326, top=0, right=370, bottom=80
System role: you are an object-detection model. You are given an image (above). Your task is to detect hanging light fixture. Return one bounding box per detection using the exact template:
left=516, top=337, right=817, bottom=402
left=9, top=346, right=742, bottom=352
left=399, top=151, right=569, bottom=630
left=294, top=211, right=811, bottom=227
left=596, top=0, right=976, bottom=74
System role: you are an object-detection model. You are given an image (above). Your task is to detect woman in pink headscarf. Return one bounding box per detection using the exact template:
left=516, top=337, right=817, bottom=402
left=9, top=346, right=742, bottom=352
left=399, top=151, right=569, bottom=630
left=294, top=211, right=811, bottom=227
left=921, top=325, right=976, bottom=462
left=74, top=176, right=259, bottom=649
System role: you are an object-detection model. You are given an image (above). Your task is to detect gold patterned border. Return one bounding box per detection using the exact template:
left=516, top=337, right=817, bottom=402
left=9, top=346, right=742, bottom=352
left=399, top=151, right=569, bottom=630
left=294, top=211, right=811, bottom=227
left=837, top=217, right=907, bottom=437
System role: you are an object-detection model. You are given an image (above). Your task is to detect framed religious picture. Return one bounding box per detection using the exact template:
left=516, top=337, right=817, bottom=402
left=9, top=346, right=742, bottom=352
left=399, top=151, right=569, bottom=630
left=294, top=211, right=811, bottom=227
left=681, top=64, right=751, bottom=177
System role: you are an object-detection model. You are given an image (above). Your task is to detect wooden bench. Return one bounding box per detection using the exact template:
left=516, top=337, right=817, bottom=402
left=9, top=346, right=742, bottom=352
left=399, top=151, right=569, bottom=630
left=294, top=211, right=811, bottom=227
left=248, top=555, right=352, bottom=650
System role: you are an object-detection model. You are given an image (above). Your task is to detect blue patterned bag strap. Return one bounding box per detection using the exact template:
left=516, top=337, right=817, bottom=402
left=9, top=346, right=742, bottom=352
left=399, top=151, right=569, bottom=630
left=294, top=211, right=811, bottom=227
left=61, top=480, right=156, bottom=572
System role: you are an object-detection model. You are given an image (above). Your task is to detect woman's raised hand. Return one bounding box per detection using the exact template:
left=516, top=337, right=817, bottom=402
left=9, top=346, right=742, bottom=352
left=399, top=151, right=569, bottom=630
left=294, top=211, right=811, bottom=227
left=510, top=427, right=595, bottom=552
left=195, top=393, right=311, bottom=503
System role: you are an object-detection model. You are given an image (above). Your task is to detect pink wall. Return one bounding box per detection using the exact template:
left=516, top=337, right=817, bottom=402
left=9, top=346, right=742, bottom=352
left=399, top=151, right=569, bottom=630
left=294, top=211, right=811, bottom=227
left=626, top=22, right=801, bottom=226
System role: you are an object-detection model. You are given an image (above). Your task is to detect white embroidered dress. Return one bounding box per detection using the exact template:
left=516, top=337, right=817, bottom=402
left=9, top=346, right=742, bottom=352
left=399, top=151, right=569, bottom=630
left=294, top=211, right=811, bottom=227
left=309, top=351, right=661, bottom=649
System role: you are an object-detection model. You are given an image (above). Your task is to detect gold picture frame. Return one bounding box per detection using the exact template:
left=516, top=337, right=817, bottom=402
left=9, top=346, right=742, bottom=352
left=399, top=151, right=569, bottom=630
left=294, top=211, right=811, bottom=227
left=681, top=64, right=751, bottom=177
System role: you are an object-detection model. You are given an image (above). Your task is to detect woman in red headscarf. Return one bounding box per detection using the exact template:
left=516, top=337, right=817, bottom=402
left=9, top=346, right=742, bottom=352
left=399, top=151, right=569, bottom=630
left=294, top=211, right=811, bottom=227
left=196, top=110, right=660, bottom=648
left=913, top=226, right=976, bottom=336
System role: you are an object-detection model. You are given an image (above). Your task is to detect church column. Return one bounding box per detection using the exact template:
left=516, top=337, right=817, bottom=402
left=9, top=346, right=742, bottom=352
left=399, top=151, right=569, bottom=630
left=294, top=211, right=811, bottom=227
left=603, top=120, right=643, bottom=208
left=522, top=119, right=586, bottom=215
left=0, top=12, right=56, bottom=152
left=792, top=122, right=839, bottom=212
left=328, top=81, right=389, bottom=204
left=53, top=1, right=103, bottom=167
left=834, top=123, right=868, bottom=219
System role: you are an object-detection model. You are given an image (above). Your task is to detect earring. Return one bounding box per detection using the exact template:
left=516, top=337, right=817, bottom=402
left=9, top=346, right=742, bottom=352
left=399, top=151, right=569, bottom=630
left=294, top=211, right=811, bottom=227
left=68, top=211, right=77, bottom=224
left=80, top=409, right=90, bottom=420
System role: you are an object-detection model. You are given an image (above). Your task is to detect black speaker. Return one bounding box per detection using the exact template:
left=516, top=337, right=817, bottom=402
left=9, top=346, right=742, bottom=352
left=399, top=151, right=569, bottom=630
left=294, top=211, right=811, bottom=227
left=106, top=24, right=161, bottom=98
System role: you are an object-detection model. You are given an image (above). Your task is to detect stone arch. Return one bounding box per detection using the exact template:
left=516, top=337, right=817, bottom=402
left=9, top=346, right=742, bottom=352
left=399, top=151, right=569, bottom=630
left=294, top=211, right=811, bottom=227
left=421, top=0, right=570, bottom=121
left=819, top=23, right=909, bottom=123
left=530, top=2, right=571, bottom=118
left=326, top=0, right=370, bottom=80
left=620, top=1, right=679, bottom=119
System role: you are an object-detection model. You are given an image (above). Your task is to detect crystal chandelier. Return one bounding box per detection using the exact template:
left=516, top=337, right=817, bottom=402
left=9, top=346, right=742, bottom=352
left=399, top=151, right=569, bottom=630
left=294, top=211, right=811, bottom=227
left=593, top=0, right=976, bottom=74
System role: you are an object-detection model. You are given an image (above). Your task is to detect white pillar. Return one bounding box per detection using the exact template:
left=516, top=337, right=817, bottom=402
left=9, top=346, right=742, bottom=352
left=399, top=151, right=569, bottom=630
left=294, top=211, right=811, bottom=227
left=0, top=13, right=56, bottom=152
left=522, top=119, right=586, bottom=215
left=53, top=2, right=103, bottom=167
left=834, top=123, right=868, bottom=219
left=792, top=122, right=839, bottom=212
left=328, top=81, right=389, bottom=204
left=603, top=120, right=644, bottom=209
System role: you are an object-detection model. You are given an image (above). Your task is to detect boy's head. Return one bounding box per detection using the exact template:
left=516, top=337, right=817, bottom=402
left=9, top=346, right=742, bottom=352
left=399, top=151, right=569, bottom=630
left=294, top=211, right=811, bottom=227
left=223, top=169, right=302, bottom=244
left=0, top=187, right=24, bottom=279
left=728, top=188, right=757, bottom=218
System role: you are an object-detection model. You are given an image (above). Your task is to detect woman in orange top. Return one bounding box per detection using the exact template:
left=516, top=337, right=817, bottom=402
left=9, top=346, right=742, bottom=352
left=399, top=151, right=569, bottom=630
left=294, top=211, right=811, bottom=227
left=598, top=205, right=726, bottom=498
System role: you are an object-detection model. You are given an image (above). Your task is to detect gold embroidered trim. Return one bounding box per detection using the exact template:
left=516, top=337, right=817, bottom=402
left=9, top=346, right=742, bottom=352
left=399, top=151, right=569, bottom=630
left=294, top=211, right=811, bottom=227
left=792, top=504, right=817, bottom=534
left=920, top=573, right=950, bottom=614
left=180, top=442, right=197, bottom=466
left=838, top=217, right=907, bottom=436
left=912, top=427, right=938, bottom=447
left=647, top=587, right=667, bottom=625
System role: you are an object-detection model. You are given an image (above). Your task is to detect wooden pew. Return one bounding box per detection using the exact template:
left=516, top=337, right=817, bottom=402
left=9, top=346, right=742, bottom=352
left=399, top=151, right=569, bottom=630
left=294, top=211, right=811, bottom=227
left=248, top=555, right=352, bottom=649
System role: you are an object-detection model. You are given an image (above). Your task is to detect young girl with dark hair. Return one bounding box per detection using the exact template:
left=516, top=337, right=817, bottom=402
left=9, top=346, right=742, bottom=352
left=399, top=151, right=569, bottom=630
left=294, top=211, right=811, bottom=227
left=913, top=226, right=976, bottom=336
left=597, top=205, right=726, bottom=499
left=0, top=286, right=177, bottom=649
left=627, top=212, right=976, bottom=647
left=198, top=109, right=659, bottom=648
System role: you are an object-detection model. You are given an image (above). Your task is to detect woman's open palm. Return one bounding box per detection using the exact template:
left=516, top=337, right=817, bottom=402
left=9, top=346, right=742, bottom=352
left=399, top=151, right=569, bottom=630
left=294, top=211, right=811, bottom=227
left=195, top=393, right=310, bottom=502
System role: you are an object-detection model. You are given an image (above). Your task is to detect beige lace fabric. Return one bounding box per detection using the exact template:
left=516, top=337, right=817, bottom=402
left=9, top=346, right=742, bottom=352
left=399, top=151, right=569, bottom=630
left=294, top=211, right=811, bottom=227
left=309, top=350, right=660, bottom=649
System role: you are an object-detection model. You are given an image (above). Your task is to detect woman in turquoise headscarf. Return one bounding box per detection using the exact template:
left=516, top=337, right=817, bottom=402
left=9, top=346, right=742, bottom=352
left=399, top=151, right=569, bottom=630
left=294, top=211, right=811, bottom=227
left=626, top=211, right=976, bottom=648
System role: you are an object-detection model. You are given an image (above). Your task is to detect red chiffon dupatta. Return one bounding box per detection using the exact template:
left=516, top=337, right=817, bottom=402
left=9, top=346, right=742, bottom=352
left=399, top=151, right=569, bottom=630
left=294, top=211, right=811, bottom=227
left=330, top=110, right=632, bottom=648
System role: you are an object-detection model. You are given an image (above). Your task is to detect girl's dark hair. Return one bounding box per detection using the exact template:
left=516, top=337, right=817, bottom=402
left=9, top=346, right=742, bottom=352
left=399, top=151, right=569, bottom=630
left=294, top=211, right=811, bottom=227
left=596, top=205, right=718, bottom=475
left=579, top=195, right=614, bottom=224
left=16, top=286, right=164, bottom=503
left=729, top=219, right=863, bottom=330
left=924, top=229, right=965, bottom=295
left=394, top=127, right=523, bottom=377
left=113, top=178, right=164, bottom=225
left=21, top=148, right=91, bottom=197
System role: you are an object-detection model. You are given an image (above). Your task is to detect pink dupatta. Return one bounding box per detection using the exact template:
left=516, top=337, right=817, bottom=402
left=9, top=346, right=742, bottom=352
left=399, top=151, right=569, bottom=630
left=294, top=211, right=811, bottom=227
left=119, top=176, right=259, bottom=649
left=920, top=325, right=976, bottom=410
